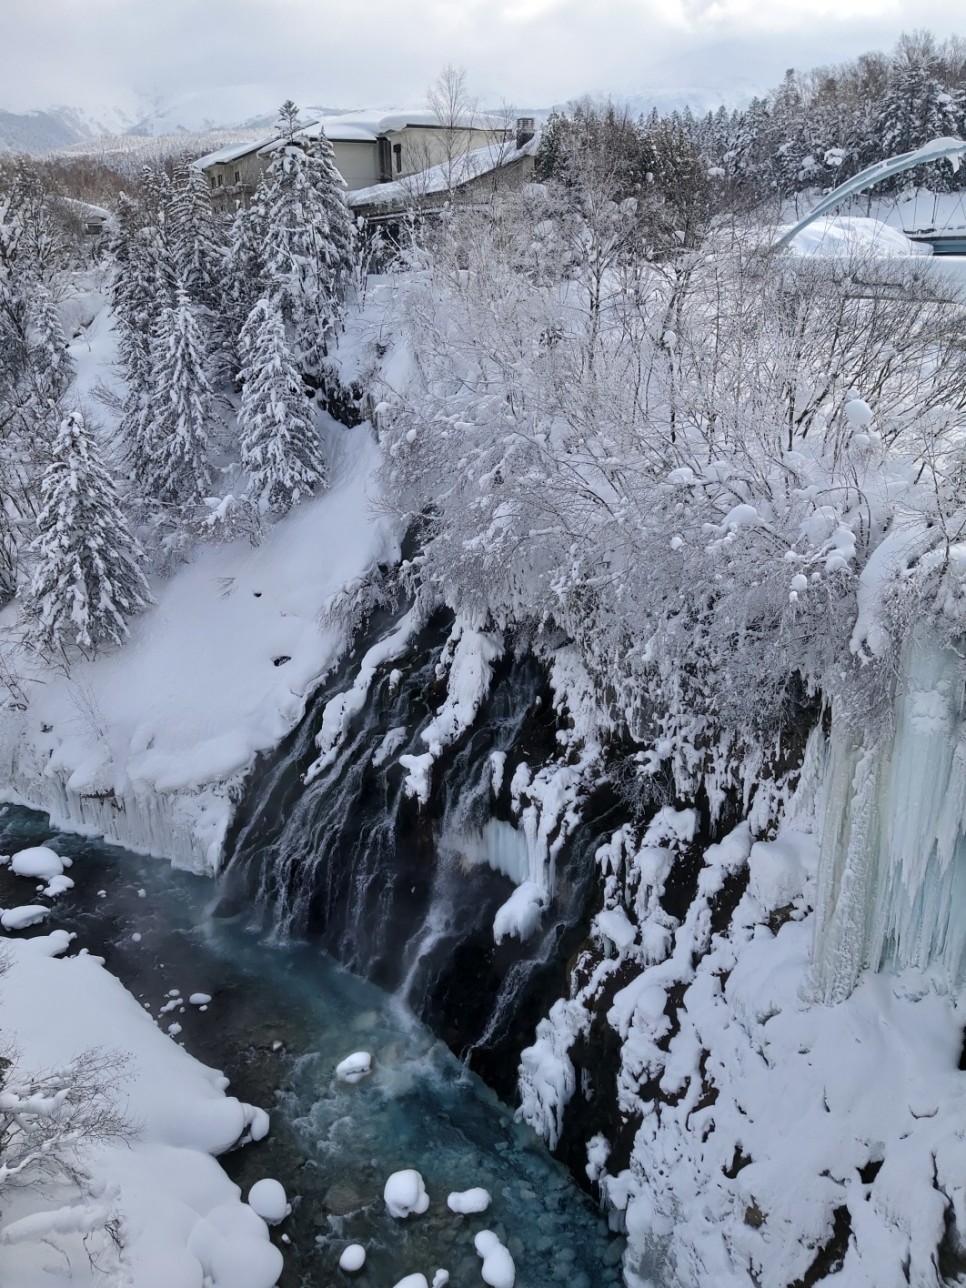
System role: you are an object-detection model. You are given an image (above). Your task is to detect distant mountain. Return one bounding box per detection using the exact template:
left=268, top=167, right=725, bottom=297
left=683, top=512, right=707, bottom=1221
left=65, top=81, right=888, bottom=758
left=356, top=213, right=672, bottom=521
left=120, top=87, right=349, bottom=137
left=0, top=88, right=350, bottom=155
left=0, top=104, right=137, bottom=154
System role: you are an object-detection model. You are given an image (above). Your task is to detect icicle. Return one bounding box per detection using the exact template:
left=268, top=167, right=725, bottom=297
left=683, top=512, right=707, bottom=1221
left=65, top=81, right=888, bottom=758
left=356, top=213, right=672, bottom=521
left=813, top=632, right=966, bottom=1000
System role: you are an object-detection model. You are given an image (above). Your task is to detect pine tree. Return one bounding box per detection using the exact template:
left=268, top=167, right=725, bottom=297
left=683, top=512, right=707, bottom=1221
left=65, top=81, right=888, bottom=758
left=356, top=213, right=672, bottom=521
left=237, top=297, right=326, bottom=516
left=24, top=410, right=152, bottom=655
left=259, top=108, right=356, bottom=374
left=147, top=286, right=213, bottom=505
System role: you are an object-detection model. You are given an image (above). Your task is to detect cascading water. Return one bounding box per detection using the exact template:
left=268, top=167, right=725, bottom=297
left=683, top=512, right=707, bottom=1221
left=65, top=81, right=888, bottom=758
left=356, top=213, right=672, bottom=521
left=224, top=607, right=624, bottom=1096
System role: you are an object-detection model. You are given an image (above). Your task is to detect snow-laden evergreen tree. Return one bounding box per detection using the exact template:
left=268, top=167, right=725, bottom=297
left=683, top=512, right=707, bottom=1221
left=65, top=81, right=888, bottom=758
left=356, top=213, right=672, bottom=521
left=26, top=283, right=74, bottom=406
left=146, top=285, right=213, bottom=505
left=223, top=192, right=268, bottom=371
left=258, top=105, right=356, bottom=375
left=874, top=34, right=959, bottom=190
left=170, top=161, right=223, bottom=312
left=237, top=296, right=326, bottom=516
left=110, top=193, right=182, bottom=473
left=24, top=410, right=152, bottom=655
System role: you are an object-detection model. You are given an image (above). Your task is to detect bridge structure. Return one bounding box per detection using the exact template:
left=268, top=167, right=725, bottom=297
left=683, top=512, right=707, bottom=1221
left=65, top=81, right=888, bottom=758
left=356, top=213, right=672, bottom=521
left=774, top=136, right=966, bottom=254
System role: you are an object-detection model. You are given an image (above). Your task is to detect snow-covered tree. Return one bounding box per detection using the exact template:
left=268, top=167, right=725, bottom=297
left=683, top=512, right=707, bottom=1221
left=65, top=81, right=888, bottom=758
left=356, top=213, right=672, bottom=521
left=24, top=410, right=152, bottom=655
left=237, top=296, right=326, bottom=516
left=874, top=35, right=960, bottom=190
left=222, top=194, right=268, bottom=372
left=258, top=107, right=356, bottom=374
left=146, top=286, right=213, bottom=505
left=26, top=283, right=73, bottom=406
left=169, top=161, right=224, bottom=312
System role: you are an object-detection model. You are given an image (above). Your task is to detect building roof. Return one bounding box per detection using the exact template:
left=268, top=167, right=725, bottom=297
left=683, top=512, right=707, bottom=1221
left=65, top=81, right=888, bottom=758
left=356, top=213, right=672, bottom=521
left=349, top=133, right=539, bottom=210
left=193, top=109, right=511, bottom=171
left=192, top=137, right=274, bottom=169
left=301, top=108, right=509, bottom=142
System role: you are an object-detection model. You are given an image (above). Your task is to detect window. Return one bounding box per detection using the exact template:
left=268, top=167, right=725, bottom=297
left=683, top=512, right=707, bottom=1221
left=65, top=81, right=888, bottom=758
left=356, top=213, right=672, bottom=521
left=217, top=174, right=223, bottom=187
left=234, top=169, right=240, bottom=183
left=210, top=176, right=216, bottom=189
left=393, top=143, right=402, bottom=174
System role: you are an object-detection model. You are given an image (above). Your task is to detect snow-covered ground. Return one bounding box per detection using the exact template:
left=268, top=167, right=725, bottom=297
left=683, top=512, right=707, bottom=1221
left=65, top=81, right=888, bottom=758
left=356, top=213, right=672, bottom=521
left=0, top=930, right=280, bottom=1288
left=519, top=765, right=966, bottom=1288
left=0, top=285, right=398, bottom=871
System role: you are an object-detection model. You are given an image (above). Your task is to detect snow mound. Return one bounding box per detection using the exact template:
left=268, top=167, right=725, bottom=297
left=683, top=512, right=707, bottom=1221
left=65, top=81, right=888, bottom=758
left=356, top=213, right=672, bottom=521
left=43, top=874, right=74, bottom=897
left=747, top=831, right=816, bottom=912
left=189, top=992, right=212, bottom=1005
left=1, top=905, right=51, bottom=930
left=339, top=1243, right=366, bottom=1271
left=7, top=846, right=69, bottom=878
left=0, top=936, right=279, bottom=1288
left=493, top=881, right=547, bottom=945
left=474, top=1230, right=516, bottom=1288
left=446, top=1187, right=491, bottom=1214
left=335, top=1050, right=372, bottom=1083
left=780, top=215, right=921, bottom=257
left=247, top=1179, right=290, bottom=1224
left=392, top=1276, right=428, bottom=1288
left=384, top=1169, right=430, bottom=1218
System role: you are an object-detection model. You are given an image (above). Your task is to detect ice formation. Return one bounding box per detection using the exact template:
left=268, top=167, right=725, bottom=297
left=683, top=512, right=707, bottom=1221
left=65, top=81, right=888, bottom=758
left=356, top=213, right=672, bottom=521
left=814, top=634, right=966, bottom=1001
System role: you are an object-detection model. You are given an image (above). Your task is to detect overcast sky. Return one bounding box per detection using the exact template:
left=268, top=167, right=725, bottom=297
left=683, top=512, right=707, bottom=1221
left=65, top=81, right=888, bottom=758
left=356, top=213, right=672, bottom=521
left=1, top=0, right=964, bottom=120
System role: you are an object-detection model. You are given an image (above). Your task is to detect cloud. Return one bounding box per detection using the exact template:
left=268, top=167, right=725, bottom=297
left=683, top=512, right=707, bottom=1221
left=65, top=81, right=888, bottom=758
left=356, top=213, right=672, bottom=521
left=0, top=0, right=961, bottom=118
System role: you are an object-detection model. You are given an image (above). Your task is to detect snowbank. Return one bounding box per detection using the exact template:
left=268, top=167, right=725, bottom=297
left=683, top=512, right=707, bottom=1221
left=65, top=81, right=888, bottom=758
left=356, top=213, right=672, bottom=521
left=0, top=288, right=397, bottom=872
left=779, top=215, right=923, bottom=257
left=519, top=807, right=966, bottom=1288
left=0, top=934, right=279, bottom=1288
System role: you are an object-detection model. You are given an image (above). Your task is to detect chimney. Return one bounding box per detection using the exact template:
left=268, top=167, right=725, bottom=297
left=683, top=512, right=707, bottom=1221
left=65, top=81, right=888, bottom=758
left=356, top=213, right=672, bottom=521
left=515, top=117, right=535, bottom=149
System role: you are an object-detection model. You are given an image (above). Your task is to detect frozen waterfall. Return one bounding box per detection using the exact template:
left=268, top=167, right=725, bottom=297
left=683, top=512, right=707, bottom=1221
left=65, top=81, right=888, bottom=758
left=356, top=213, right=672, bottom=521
left=813, top=633, right=966, bottom=1001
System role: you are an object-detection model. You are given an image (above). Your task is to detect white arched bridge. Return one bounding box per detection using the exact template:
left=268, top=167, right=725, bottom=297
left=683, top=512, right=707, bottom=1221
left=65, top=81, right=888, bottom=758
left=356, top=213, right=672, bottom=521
left=774, top=136, right=966, bottom=254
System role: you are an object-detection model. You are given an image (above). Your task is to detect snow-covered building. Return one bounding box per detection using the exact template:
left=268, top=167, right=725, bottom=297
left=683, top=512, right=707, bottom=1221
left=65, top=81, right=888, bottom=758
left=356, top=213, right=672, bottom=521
left=349, top=127, right=540, bottom=221
left=193, top=110, right=524, bottom=211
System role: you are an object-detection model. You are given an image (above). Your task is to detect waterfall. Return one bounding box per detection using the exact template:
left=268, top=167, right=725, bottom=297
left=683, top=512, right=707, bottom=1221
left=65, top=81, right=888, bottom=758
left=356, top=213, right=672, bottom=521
left=223, top=607, right=623, bottom=1094
left=813, top=631, right=966, bottom=1001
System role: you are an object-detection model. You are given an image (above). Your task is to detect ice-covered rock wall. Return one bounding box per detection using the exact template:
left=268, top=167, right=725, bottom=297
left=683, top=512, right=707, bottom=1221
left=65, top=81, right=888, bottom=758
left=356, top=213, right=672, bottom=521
left=0, top=713, right=232, bottom=872
left=813, top=633, right=966, bottom=1001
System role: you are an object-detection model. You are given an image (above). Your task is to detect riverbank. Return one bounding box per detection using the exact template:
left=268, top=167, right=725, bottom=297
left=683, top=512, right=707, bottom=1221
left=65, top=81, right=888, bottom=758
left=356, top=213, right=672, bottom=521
left=0, top=803, right=622, bottom=1288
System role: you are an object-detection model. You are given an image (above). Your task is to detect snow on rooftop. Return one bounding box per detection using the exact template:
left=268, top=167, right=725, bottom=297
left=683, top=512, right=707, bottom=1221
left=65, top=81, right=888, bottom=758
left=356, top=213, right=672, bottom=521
left=58, top=197, right=112, bottom=221
left=349, top=135, right=538, bottom=209
left=192, top=136, right=274, bottom=169
left=316, top=108, right=508, bottom=135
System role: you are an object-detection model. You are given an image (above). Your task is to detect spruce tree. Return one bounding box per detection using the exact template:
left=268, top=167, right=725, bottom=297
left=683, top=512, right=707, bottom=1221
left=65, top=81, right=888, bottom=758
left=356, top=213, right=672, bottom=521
left=237, top=297, right=326, bottom=516
left=27, top=284, right=74, bottom=405
left=25, top=410, right=152, bottom=655
left=259, top=107, right=356, bottom=374
left=875, top=39, right=959, bottom=190
left=170, top=161, right=223, bottom=311
left=148, top=286, right=213, bottom=505
left=223, top=193, right=268, bottom=372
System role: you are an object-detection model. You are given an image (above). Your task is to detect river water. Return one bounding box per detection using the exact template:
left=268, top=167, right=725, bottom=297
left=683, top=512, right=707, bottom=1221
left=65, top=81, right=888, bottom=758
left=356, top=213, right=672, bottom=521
left=0, top=803, right=625, bottom=1288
